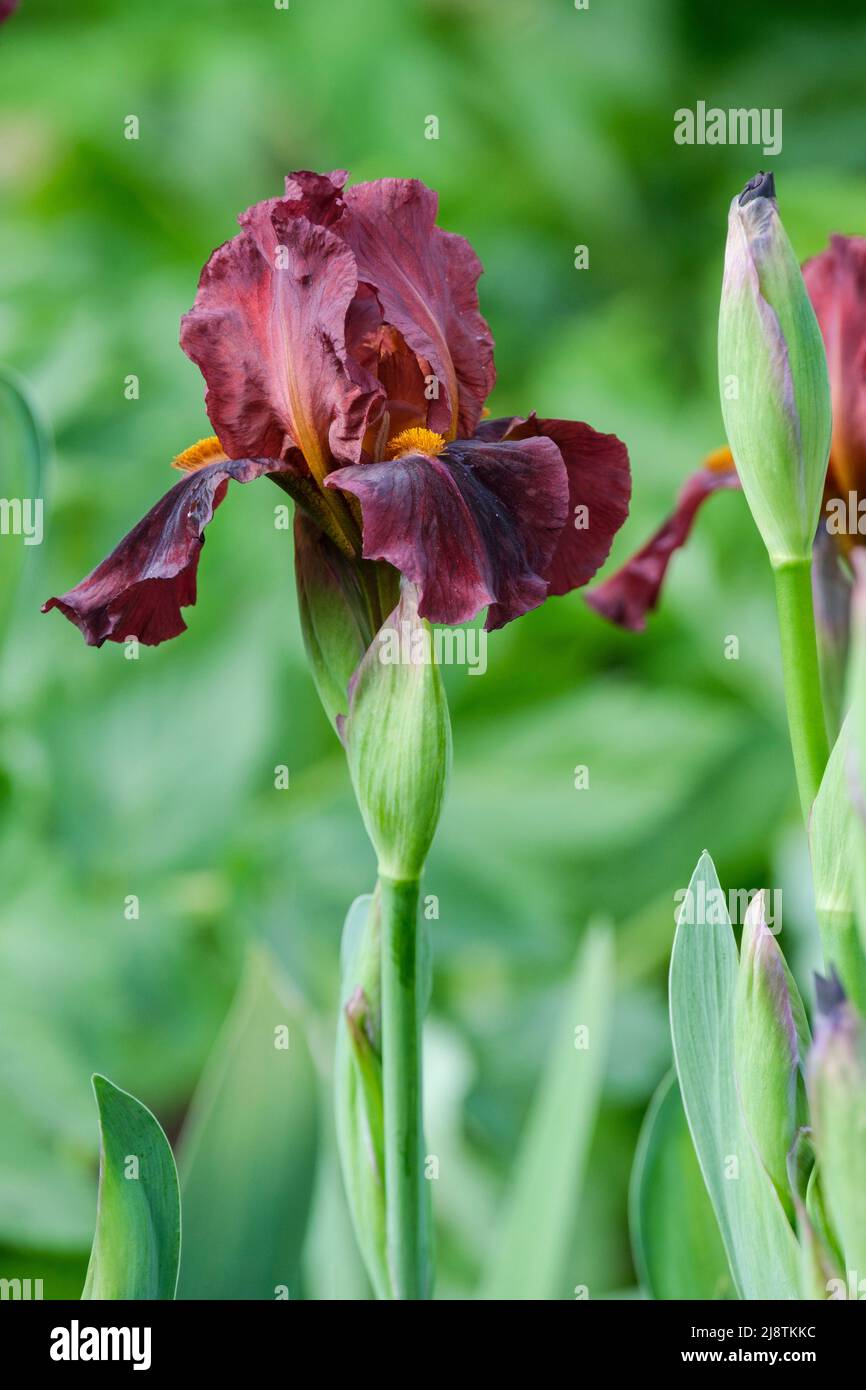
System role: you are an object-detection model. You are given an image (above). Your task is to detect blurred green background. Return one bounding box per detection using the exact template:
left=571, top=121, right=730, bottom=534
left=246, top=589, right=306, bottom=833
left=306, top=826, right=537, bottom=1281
left=1, top=0, right=865, bottom=1299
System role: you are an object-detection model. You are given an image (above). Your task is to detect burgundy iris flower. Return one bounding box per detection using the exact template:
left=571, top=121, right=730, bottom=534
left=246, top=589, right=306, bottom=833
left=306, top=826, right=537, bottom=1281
left=44, top=171, right=630, bottom=647
left=588, top=234, right=866, bottom=632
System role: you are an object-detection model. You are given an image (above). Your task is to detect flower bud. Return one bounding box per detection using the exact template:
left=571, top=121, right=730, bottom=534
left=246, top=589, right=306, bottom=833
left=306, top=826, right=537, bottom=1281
left=734, top=891, right=809, bottom=1218
left=718, top=172, right=831, bottom=564
left=294, top=513, right=369, bottom=728
left=334, top=891, right=392, bottom=1299
left=340, top=581, right=451, bottom=881
left=807, top=972, right=866, bottom=1276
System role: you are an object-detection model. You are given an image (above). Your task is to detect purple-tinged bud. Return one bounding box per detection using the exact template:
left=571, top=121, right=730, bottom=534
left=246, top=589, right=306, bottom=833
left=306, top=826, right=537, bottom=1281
left=734, top=892, right=809, bottom=1218
left=807, top=971, right=866, bottom=1276
left=719, top=173, right=831, bottom=565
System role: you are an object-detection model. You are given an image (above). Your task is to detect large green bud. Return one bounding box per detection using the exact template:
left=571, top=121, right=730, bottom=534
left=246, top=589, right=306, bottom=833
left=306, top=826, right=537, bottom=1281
left=294, top=512, right=370, bottom=729
left=340, top=581, right=451, bottom=882
left=734, top=892, right=810, bottom=1219
left=718, top=171, right=831, bottom=565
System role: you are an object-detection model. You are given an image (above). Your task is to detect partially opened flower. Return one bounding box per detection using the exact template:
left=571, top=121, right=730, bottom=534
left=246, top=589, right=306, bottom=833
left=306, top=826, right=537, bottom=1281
left=589, top=226, right=866, bottom=632
left=44, top=170, right=630, bottom=661
left=804, top=234, right=866, bottom=523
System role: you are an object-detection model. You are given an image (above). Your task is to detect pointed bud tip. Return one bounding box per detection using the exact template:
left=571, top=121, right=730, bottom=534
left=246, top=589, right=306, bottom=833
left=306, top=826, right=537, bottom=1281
left=738, top=170, right=776, bottom=206
left=815, top=967, right=847, bottom=1019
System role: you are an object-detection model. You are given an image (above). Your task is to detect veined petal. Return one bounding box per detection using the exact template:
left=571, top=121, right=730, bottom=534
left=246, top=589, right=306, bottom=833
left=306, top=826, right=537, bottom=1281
left=326, top=436, right=567, bottom=629
left=476, top=414, right=630, bottom=594
left=281, top=168, right=348, bottom=228
left=180, top=197, right=383, bottom=482
left=342, top=179, right=495, bottom=438
left=42, top=457, right=297, bottom=647
left=803, top=235, right=866, bottom=498
left=585, top=453, right=739, bottom=630
left=346, top=290, right=431, bottom=441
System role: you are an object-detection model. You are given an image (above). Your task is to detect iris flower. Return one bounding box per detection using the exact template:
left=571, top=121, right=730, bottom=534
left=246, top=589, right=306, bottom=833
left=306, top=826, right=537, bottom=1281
left=44, top=170, right=630, bottom=649
left=587, top=234, right=866, bottom=631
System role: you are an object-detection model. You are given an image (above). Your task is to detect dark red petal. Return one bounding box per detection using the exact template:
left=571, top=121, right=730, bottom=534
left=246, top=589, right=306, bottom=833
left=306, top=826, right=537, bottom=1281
left=803, top=235, right=866, bottom=497
left=180, top=198, right=383, bottom=475
left=342, top=179, right=495, bottom=438
left=472, top=415, right=522, bottom=443
left=281, top=169, right=348, bottom=228
left=326, top=437, right=567, bottom=629
left=42, top=457, right=296, bottom=647
left=492, top=415, right=631, bottom=594
left=585, top=462, right=739, bottom=631
left=346, top=289, right=430, bottom=439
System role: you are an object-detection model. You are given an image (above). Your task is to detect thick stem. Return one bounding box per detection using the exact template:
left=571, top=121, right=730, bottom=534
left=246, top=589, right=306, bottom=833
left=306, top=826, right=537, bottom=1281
left=772, top=559, right=830, bottom=822
left=378, top=873, right=427, bottom=1299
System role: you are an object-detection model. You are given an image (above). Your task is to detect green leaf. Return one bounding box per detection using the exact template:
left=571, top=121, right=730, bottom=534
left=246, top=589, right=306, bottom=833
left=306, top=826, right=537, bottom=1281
left=478, top=925, right=614, bottom=1300
left=810, top=717, right=866, bottom=1013
left=176, top=943, right=318, bottom=1300
left=82, top=1075, right=180, bottom=1300
left=670, top=851, right=800, bottom=1299
left=630, top=1070, right=732, bottom=1300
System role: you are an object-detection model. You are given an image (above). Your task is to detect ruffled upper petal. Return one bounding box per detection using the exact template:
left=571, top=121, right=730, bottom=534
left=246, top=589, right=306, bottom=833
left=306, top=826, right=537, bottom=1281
left=42, top=457, right=297, bottom=647
left=585, top=454, right=739, bottom=631
left=180, top=196, right=383, bottom=481
left=342, top=179, right=495, bottom=439
left=325, top=436, right=567, bottom=629
left=803, top=235, right=866, bottom=497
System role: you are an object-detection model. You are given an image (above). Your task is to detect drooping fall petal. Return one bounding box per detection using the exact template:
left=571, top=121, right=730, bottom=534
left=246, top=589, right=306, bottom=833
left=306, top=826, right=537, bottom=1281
left=180, top=196, right=383, bottom=482
left=803, top=235, right=866, bottom=498
left=42, top=457, right=297, bottom=647
left=585, top=454, right=739, bottom=631
left=326, top=436, right=567, bottom=629
left=475, top=414, right=630, bottom=594
left=342, top=179, right=495, bottom=438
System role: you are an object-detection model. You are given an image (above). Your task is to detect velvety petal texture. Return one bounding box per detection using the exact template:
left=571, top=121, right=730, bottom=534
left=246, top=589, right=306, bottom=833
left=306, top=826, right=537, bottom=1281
left=803, top=235, right=866, bottom=498
left=342, top=179, right=495, bottom=438
left=476, top=414, right=631, bottom=594
left=46, top=169, right=633, bottom=653
left=180, top=190, right=383, bottom=480
left=327, top=436, right=568, bottom=629
left=42, top=457, right=296, bottom=647
left=586, top=454, right=739, bottom=631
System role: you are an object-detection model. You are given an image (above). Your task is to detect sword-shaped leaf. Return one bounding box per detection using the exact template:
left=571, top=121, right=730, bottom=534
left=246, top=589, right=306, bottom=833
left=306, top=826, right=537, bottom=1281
left=670, top=851, right=800, bottom=1299
left=82, top=1075, right=180, bottom=1300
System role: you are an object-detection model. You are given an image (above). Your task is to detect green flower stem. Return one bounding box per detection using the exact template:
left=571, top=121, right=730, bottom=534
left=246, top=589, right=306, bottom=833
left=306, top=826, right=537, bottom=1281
left=772, top=558, right=830, bottom=821
left=379, top=872, right=427, bottom=1299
